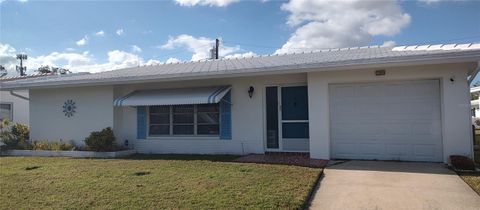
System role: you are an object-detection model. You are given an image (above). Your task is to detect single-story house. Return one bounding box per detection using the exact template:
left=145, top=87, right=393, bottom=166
left=1, top=43, right=479, bottom=163
left=0, top=73, right=56, bottom=125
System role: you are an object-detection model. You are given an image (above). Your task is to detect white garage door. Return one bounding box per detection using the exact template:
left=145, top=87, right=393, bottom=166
left=330, top=80, right=442, bottom=162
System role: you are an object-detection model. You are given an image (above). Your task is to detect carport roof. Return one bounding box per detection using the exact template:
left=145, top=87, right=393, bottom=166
left=1, top=43, right=480, bottom=90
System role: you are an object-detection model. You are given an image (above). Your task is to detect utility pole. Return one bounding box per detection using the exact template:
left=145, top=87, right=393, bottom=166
left=215, top=38, right=219, bottom=59
left=16, top=54, right=27, bottom=76
left=210, top=38, right=220, bottom=60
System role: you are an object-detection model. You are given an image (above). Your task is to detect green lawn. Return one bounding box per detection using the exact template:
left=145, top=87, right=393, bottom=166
left=0, top=155, right=322, bottom=210
left=458, top=171, right=480, bottom=195
left=474, top=130, right=480, bottom=164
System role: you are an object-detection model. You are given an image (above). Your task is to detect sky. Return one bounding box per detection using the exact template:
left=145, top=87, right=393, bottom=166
left=0, top=0, right=479, bottom=76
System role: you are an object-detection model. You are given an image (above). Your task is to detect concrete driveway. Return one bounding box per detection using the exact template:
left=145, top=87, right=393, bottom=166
left=310, top=161, right=480, bottom=210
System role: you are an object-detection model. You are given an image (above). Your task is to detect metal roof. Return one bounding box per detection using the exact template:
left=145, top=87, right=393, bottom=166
left=0, top=73, right=54, bottom=82
left=1, top=43, right=480, bottom=90
left=114, top=86, right=231, bottom=106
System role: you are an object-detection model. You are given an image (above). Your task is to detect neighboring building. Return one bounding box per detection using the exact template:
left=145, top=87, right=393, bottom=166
left=1, top=43, right=479, bottom=163
left=0, top=90, right=29, bottom=125
left=471, top=86, right=480, bottom=117
left=0, top=73, right=54, bottom=125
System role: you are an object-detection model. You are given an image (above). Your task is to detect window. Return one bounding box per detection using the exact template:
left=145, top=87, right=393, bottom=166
left=0, top=103, right=12, bottom=121
left=173, top=105, right=194, bottom=135
left=148, top=104, right=219, bottom=136
left=149, top=106, right=170, bottom=135
left=197, top=104, right=219, bottom=135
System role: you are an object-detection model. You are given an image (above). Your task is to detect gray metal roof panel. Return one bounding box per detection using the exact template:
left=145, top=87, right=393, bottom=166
left=1, top=43, right=480, bottom=89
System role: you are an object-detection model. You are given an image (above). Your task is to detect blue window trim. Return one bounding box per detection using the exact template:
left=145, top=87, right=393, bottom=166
left=219, top=91, right=232, bottom=140
left=137, top=106, right=147, bottom=139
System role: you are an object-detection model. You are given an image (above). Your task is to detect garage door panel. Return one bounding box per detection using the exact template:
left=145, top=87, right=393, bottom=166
left=359, top=143, right=383, bottom=155
left=385, top=144, right=409, bottom=156
left=330, top=80, right=442, bottom=162
left=413, top=145, right=437, bottom=157
left=334, top=143, right=357, bottom=155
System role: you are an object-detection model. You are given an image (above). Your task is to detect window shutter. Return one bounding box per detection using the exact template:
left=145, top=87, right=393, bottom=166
left=137, top=106, right=147, bottom=139
left=219, top=91, right=232, bottom=140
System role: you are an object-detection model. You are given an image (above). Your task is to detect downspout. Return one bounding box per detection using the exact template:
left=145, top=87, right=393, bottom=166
left=9, top=90, right=29, bottom=101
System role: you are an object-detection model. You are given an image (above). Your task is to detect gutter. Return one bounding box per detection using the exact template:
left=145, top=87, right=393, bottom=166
left=9, top=90, right=29, bottom=101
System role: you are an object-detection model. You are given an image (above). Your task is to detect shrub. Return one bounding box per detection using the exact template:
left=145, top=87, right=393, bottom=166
left=473, top=118, right=480, bottom=129
left=32, top=140, right=75, bottom=151
left=450, top=155, right=476, bottom=171
left=11, top=123, right=29, bottom=141
left=0, top=123, right=30, bottom=149
left=84, top=127, right=116, bottom=152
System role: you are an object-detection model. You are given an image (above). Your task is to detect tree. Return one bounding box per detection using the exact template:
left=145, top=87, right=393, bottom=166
left=36, top=65, right=52, bottom=74
left=36, top=65, right=71, bottom=75
left=52, top=66, right=71, bottom=75
left=0, top=119, right=10, bottom=133
left=0, top=65, right=7, bottom=77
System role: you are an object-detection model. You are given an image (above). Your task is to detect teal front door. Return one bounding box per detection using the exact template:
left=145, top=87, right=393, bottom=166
left=266, top=85, right=309, bottom=151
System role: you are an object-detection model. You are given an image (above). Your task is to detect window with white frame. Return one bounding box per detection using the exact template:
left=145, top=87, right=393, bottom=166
left=0, top=103, right=12, bottom=121
left=148, top=104, right=219, bottom=136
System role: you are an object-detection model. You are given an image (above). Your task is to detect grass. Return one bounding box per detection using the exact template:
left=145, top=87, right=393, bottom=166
left=457, top=171, right=480, bottom=195
left=474, top=129, right=480, bottom=164
left=0, top=155, right=322, bottom=210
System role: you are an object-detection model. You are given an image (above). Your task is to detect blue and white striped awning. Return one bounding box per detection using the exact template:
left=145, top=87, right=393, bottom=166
left=114, top=86, right=231, bottom=106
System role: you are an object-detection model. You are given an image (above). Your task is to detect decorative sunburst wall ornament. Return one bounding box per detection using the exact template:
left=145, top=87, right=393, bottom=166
left=63, top=99, right=76, bottom=117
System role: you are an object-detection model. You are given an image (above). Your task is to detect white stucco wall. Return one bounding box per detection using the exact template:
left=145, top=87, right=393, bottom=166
left=113, top=74, right=307, bottom=155
left=24, top=62, right=475, bottom=161
left=307, top=63, right=474, bottom=163
left=29, top=86, right=114, bottom=145
left=0, top=90, right=29, bottom=125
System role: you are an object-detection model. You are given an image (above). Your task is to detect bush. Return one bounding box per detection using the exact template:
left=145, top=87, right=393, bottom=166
left=450, top=155, right=476, bottom=170
left=32, top=140, right=75, bottom=151
left=11, top=123, right=29, bottom=141
left=84, top=127, right=116, bottom=152
left=0, top=123, right=30, bottom=149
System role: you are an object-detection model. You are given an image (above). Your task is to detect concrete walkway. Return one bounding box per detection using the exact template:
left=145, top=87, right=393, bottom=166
left=310, top=161, right=480, bottom=210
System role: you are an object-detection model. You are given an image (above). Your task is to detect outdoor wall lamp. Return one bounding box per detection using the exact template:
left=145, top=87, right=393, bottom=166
left=248, top=86, right=255, bottom=98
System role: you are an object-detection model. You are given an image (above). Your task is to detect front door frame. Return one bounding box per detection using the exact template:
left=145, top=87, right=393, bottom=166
left=263, top=83, right=309, bottom=152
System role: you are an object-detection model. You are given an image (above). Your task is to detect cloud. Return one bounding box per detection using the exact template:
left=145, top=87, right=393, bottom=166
left=417, top=0, right=442, bottom=4
left=116, top=29, right=124, bottom=36
left=95, top=30, right=105, bottom=37
left=1, top=36, right=256, bottom=76
left=160, top=34, right=243, bottom=61
left=0, top=0, right=28, bottom=3
left=131, top=45, right=142, bottom=53
left=28, top=50, right=143, bottom=74
left=175, top=0, right=240, bottom=7
left=0, top=42, right=191, bottom=76
left=381, top=40, right=396, bottom=47
left=26, top=51, right=92, bottom=70
left=165, top=57, right=181, bottom=63
left=0, top=43, right=18, bottom=75
left=76, top=36, right=88, bottom=46
left=145, top=59, right=161, bottom=65
left=275, top=0, right=410, bottom=54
